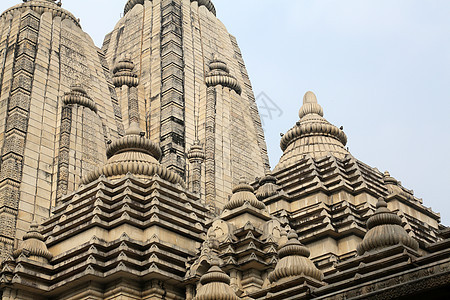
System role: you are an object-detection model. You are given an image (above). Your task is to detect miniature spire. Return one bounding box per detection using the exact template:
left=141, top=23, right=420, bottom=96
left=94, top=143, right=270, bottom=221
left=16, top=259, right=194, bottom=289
left=269, top=231, right=322, bottom=283
left=256, top=173, right=279, bottom=200
left=81, top=122, right=184, bottom=186
left=357, top=198, right=419, bottom=255
left=13, top=220, right=52, bottom=263
left=63, top=85, right=97, bottom=113
left=224, top=178, right=266, bottom=211
left=112, top=58, right=139, bottom=88
left=193, top=260, right=240, bottom=300
left=275, top=91, right=349, bottom=170
left=205, top=55, right=242, bottom=95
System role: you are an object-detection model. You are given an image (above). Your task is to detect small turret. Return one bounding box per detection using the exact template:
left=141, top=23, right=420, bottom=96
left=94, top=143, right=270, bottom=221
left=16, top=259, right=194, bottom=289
left=81, top=122, right=184, bottom=186
left=357, top=198, right=419, bottom=255
left=13, top=221, right=52, bottom=264
left=224, top=178, right=266, bottom=211
left=256, top=173, right=279, bottom=200
left=193, top=260, right=240, bottom=300
left=188, top=140, right=205, bottom=194
left=112, top=58, right=139, bottom=88
left=205, top=55, right=242, bottom=95
left=268, top=231, right=322, bottom=283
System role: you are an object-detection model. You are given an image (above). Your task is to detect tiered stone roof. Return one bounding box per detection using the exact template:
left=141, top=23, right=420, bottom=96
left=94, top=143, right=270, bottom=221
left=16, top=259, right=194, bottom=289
left=5, top=173, right=209, bottom=295
left=264, top=153, right=441, bottom=252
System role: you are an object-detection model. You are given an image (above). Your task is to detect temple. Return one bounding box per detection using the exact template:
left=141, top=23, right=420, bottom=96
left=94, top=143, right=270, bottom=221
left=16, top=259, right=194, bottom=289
left=0, top=0, right=448, bottom=299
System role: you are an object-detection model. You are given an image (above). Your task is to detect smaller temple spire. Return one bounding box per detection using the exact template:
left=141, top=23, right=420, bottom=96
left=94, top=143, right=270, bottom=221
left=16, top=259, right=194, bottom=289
left=269, top=231, right=322, bottom=283
left=205, top=55, right=242, bottom=95
left=256, top=173, right=279, bottom=201
left=224, top=178, right=266, bottom=211
left=63, top=85, right=97, bottom=113
left=275, top=91, right=349, bottom=170
left=357, top=198, right=419, bottom=255
left=112, top=58, right=139, bottom=88
left=13, top=220, right=52, bottom=264
left=81, top=123, right=184, bottom=186
left=193, top=259, right=240, bottom=300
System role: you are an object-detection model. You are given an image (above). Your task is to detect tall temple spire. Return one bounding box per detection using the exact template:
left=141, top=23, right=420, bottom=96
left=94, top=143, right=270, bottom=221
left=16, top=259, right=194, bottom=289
left=124, top=0, right=216, bottom=15
left=3, top=0, right=79, bottom=27
left=275, top=91, right=349, bottom=170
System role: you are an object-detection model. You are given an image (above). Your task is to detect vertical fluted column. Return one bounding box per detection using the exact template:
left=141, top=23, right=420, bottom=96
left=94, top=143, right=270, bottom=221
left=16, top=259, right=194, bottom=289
left=112, top=58, right=140, bottom=126
left=204, top=87, right=216, bottom=204
left=187, top=141, right=205, bottom=194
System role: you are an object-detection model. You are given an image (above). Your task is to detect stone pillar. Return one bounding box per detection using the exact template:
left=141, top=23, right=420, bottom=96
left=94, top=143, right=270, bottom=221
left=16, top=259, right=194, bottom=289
left=204, top=87, right=216, bottom=204
left=112, top=58, right=140, bottom=126
left=187, top=141, right=205, bottom=194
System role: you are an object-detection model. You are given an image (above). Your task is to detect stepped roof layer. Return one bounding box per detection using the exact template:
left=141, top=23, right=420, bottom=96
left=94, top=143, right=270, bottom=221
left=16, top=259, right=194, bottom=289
left=0, top=174, right=209, bottom=296
left=258, top=154, right=442, bottom=249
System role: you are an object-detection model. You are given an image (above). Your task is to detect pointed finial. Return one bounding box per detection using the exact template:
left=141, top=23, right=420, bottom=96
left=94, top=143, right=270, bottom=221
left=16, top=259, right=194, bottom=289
left=299, top=91, right=324, bottom=119
left=303, top=91, right=318, bottom=104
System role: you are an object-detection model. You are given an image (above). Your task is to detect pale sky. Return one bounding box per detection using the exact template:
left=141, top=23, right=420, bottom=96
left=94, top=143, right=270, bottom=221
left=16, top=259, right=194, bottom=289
left=1, top=0, right=449, bottom=225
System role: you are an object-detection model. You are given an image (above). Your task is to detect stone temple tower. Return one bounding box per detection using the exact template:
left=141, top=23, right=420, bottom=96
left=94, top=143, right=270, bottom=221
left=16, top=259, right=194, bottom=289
left=102, top=0, right=270, bottom=206
left=0, top=0, right=122, bottom=259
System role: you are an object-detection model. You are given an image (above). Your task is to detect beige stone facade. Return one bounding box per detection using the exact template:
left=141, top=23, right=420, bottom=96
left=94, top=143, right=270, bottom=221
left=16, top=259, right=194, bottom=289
left=0, top=1, right=448, bottom=299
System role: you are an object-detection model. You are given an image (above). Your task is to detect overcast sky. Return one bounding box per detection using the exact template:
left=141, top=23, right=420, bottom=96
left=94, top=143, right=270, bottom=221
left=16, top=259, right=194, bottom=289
left=1, top=0, right=449, bottom=225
